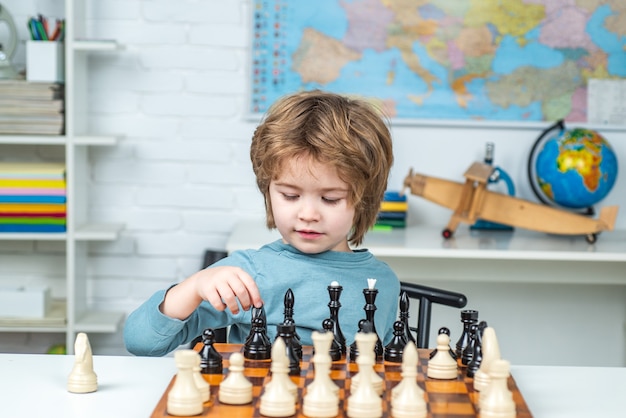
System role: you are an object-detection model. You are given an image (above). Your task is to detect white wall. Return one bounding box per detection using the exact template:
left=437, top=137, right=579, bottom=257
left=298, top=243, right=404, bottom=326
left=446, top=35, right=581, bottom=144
left=1, top=1, right=624, bottom=364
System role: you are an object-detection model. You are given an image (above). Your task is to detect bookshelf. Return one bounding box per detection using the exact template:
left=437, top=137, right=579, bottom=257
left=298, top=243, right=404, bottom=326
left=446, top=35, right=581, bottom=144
left=0, top=0, right=124, bottom=354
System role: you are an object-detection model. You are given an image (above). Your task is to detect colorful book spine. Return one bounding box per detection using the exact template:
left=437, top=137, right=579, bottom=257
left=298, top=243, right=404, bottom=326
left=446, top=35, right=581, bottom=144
left=374, top=190, right=408, bottom=229
left=0, top=163, right=67, bottom=233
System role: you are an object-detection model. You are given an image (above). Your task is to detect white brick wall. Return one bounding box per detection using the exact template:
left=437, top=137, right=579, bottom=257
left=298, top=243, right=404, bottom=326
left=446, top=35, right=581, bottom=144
left=2, top=1, right=625, bottom=359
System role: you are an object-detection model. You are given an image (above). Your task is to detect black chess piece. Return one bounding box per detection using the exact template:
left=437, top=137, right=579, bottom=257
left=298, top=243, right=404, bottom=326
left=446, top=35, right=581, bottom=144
left=199, top=328, right=223, bottom=374
left=384, top=320, right=406, bottom=363
left=398, top=291, right=416, bottom=345
left=467, top=321, right=487, bottom=377
left=243, top=305, right=271, bottom=360
left=275, top=323, right=300, bottom=375
left=362, top=286, right=383, bottom=359
left=327, top=282, right=346, bottom=355
left=322, top=318, right=342, bottom=361
left=349, top=319, right=367, bottom=362
left=282, top=288, right=302, bottom=359
left=429, top=326, right=456, bottom=360
left=462, top=323, right=478, bottom=366
left=455, top=309, right=478, bottom=365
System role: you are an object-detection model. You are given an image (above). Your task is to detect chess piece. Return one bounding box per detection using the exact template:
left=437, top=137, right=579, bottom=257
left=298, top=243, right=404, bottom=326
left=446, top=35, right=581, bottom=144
left=390, top=341, right=427, bottom=418
left=219, top=352, right=253, bottom=405
left=427, top=332, right=457, bottom=379
left=275, top=322, right=300, bottom=375
left=167, top=350, right=203, bottom=416
left=327, top=280, right=347, bottom=355
left=282, top=288, right=303, bottom=359
left=462, top=323, right=478, bottom=366
left=362, top=278, right=383, bottom=359
left=455, top=309, right=478, bottom=366
left=347, top=332, right=383, bottom=418
left=67, top=332, right=98, bottom=393
left=199, top=328, right=223, bottom=374
left=474, top=326, right=501, bottom=392
left=479, top=359, right=516, bottom=418
left=467, top=320, right=487, bottom=377
left=244, top=305, right=271, bottom=360
left=303, top=331, right=340, bottom=417
left=350, top=330, right=383, bottom=396
left=429, top=327, right=456, bottom=360
left=260, top=337, right=297, bottom=417
left=322, top=318, right=342, bottom=361
left=192, top=351, right=210, bottom=403
left=384, top=320, right=406, bottom=363
left=349, top=319, right=367, bottom=362
left=398, top=290, right=416, bottom=345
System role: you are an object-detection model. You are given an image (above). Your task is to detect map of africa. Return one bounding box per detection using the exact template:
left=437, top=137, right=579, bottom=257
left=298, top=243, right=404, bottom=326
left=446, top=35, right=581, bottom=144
left=249, top=0, right=626, bottom=124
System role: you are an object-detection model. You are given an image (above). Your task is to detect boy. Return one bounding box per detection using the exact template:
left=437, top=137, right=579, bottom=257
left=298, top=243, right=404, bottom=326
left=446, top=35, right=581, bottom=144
left=124, top=90, right=400, bottom=356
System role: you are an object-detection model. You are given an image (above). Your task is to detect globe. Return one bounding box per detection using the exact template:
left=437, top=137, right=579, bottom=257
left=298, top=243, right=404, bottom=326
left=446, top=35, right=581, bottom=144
left=528, top=124, right=618, bottom=210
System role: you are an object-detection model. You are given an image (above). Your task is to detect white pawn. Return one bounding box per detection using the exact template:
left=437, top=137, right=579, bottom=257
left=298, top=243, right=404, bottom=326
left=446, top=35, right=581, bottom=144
left=350, top=332, right=383, bottom=396
left=219, top=352, right=253, bottom=405
left=303, top=331, right=339, bottom=417
left=391, top=342, right=426, bottom=418
left=347, top=332, right=383, bottom=418
left=259, top=337, right=296, bottom=417
left=67, top=332, right=98, bottom=393
left=474, top=326, right=501, bottom=392
left=427, top=333, right=457, bottom=379
left=192, top=353, right=210, bottom=403
left=167, top=350, right=204, bottom=416
left=479, top=359, right=516, bottom=418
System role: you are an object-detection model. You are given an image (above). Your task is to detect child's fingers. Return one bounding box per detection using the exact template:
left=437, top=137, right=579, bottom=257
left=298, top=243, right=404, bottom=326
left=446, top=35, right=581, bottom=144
left=235, top=270, right=264, bottom=308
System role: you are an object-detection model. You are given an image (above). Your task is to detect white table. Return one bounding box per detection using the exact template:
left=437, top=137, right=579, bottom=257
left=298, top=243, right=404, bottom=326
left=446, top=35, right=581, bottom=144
left=1, top=353, right=625, bottom=417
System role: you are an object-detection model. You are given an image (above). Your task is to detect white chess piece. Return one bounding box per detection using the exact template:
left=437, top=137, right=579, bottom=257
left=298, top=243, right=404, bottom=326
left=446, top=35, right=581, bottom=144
left=427, top=333, right=457, bottom=379
left=479, top=359, right=516, bottom=418
left=474, top=326, right=501, bottom=392
left=167, top=350, right=204, bottom=416
left=67, top=332, right=97, bottom=393
left=303, top=331, right=339, bottom=417
left=259, top=337, right=297, bottom=417
left=350, top=332, right=383, bottom=396
left=192, top=353, right=210, bottom=403
left=219, top=352, right=253, bottom=405
left=391, top=342, right=426, bottom=418
left=347, top=332, right=383, bottom=418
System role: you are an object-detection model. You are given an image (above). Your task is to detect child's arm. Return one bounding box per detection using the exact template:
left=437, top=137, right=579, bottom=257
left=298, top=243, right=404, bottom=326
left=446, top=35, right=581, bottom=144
left=160, top=266, right=264, bottom=319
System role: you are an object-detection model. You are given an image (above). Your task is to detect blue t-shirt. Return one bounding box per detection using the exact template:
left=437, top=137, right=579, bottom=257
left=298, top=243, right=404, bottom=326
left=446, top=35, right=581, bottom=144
left=124, top=240, right=400, bottom=356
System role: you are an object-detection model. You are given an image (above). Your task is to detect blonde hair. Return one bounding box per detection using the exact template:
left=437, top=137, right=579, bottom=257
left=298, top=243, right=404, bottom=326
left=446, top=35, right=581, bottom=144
left=250, top=90, right=393, bottom=246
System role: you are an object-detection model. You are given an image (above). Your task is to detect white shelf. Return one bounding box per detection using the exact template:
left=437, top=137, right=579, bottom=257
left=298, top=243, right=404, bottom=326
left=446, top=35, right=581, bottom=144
left=75, top=223, right=123, bottom=241
left=227, top=219, right=626, bottom=262
left=0, top=135, right=66, bottom=145
left=73, top=39, right=122, bottom=52
left=0, top=1, right=124, bottom=352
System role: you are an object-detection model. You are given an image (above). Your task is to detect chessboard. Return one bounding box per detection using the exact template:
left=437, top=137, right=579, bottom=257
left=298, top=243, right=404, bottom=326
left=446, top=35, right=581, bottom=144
left=151, top=343, right=532, bottom=417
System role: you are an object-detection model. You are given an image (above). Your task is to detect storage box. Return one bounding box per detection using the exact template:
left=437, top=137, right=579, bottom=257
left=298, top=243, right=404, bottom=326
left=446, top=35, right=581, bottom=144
left=0, top=285, right=51, bottom=318
left=26, top=41, right=65, bottom=82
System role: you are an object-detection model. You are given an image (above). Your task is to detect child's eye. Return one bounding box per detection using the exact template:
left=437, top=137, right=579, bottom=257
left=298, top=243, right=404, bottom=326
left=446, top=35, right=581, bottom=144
left=322, top=197, right=341, bottom=205
left=282, top=194, right=298, bottom=201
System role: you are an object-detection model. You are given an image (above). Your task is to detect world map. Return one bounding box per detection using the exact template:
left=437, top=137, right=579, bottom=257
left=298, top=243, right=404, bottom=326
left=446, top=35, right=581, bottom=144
left=249, top=0, right=626, bottom=124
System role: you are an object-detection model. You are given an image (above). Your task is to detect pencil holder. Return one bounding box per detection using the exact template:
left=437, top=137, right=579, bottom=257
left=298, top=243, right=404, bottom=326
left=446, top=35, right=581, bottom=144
left=26, top=40, right=65, bottom=82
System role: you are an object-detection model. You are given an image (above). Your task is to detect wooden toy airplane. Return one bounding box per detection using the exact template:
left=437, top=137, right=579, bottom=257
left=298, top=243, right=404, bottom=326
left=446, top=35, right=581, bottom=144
left=403, top=162, right=618, bottom=243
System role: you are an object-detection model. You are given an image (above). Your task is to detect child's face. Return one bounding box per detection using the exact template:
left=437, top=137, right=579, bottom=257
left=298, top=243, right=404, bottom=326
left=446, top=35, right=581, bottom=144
left=269, top=156, right=355, bottom=254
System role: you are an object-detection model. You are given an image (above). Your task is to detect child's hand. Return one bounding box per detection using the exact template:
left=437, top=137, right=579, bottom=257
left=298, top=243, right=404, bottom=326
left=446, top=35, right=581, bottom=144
left=193, top=266, right=263, bottom=315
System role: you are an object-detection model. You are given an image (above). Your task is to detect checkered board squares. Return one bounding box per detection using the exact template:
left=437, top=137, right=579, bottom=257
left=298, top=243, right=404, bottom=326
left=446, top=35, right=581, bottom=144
left=151, top=343, right=532, bottom=417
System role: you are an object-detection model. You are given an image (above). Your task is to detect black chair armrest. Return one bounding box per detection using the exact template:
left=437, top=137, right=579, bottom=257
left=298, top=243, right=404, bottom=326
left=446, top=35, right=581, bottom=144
left=400, top=282, right=467, bottom=348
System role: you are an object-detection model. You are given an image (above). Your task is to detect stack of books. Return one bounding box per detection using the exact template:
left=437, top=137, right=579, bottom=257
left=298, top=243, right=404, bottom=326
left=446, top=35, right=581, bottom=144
left=375, top=191, right=407, bottom=230
left=0, top=80, right=64, bottom=135
left=0, top=163, right=67, bottom=232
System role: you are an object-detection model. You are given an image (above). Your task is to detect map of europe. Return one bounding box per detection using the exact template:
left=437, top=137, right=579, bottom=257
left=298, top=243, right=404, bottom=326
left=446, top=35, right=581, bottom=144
left=249, top=0, right=626, bottom=124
